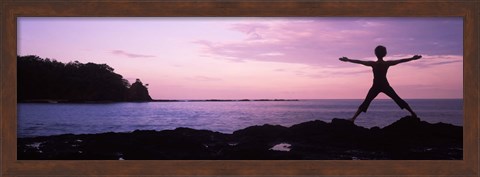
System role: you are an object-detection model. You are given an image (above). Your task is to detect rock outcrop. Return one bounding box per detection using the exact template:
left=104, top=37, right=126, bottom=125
left=18, top=116, right=462, bottom=160
left=127, top=79, right=152, bottom=101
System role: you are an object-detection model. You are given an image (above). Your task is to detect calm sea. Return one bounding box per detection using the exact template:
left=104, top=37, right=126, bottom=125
left=17, top=99, right=463, bottom=138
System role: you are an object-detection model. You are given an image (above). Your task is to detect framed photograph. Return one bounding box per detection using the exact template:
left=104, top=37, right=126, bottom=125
left=1, top=1, right=478, bottom=176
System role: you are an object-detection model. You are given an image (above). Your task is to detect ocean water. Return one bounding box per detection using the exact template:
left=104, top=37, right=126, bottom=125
left=17, top=99, right=463, bottom=138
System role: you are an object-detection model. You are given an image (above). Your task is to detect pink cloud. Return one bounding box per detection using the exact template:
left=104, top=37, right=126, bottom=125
left=111, top=50, right=156, bottom=58
left=389, top=54, right=463, bottom=68
left=194, top=18, right=462, bottom=67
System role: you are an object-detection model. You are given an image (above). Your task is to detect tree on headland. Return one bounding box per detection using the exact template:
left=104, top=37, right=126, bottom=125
left=17, top=55, right=152, bottom=102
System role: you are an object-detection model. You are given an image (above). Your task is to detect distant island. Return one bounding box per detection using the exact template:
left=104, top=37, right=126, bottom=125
left=18, top=55, right=152, bottom=103
left=18, top=116, right=462, bottom=160
left=152, top=99, right=299, bottom=102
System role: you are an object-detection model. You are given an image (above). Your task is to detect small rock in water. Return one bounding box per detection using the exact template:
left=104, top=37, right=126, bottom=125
left=26, top=142, right=42, bottom=149
left=269, top=143, right=291, bottom=152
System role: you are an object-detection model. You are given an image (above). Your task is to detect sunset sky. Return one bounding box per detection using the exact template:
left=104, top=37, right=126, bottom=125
left=18, top=17, right=463, bottom=99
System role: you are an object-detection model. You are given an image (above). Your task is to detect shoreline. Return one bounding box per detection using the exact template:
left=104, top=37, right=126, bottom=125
left=18, top=99, right=300, bottom=104
left=18, top=116, right=462, bottom=160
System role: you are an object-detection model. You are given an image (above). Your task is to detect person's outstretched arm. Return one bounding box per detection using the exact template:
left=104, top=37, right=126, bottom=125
left=388, top=55, right=422, bottom=66
left=339, top=57, right=374, bottom=66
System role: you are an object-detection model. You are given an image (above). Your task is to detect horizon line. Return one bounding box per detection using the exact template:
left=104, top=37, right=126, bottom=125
left=152, top=98, right=463, bottom=100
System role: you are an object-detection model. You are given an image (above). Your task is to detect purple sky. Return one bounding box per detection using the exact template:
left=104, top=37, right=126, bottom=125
left=18, top=17, right=463, bottom=99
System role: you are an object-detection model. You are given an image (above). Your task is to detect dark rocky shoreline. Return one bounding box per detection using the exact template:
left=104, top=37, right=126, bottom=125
left=18, top=116, right=462, bottom=160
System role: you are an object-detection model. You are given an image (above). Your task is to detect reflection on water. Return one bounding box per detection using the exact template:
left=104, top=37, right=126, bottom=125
left=18, top=99, right=463, bottom=137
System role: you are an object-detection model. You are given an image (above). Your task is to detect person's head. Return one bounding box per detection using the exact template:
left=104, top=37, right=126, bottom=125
left=375, top=45, right=387, bottom=59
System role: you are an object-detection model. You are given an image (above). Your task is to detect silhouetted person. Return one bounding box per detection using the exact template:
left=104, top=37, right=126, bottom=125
left=339, top=45, right=421, bottom=122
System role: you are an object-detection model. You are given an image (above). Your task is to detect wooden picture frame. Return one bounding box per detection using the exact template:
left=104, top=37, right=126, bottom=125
left=1, top=1, right=478, bottom=176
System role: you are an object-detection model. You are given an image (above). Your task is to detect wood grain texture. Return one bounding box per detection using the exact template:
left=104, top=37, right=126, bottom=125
left=1, top=0, right=478, bottom=176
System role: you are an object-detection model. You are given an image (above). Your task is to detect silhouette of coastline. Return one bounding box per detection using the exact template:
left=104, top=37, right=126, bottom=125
left=18, top=55, right=152, bottom=103
left=18, top=56, right=297, bottom=104
left=18, top=116, right=462, bottom=160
